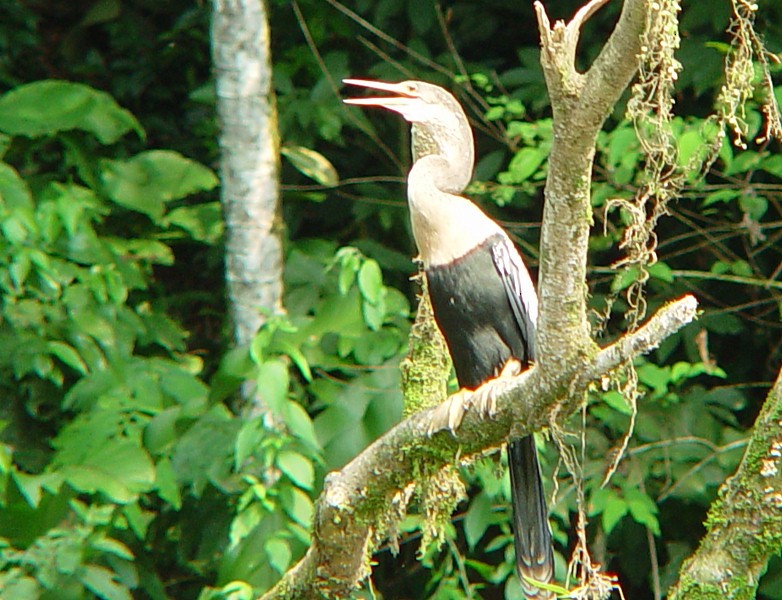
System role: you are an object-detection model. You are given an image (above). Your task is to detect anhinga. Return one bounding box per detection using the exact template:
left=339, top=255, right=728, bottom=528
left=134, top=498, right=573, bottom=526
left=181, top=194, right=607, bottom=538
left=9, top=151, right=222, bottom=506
left=344, top=79, right=554, bottom=598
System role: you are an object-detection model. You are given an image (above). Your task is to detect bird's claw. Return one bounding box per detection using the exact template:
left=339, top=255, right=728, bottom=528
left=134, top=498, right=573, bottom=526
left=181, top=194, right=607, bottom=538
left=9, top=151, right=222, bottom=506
left=427, top=389, right=471, bottom=436
left=426, top=358, right=523, bottom=436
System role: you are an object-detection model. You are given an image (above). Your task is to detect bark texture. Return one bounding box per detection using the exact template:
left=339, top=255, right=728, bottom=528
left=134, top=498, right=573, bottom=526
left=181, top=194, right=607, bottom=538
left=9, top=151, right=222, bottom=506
left=669, top=367, right=782, bottom=599
left=212, top=0, right=283, bottom=352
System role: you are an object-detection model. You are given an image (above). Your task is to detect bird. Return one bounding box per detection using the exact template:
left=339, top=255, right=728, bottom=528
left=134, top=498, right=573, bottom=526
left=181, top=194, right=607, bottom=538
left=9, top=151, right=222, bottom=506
left=344, top=79, right=554, bottom=598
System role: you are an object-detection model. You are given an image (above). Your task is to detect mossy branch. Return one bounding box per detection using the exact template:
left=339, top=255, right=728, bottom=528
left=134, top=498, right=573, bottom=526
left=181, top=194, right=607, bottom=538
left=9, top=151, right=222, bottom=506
left=258, top=295, right=697, bottom=600
left=669, top=366, right=782, bottom=599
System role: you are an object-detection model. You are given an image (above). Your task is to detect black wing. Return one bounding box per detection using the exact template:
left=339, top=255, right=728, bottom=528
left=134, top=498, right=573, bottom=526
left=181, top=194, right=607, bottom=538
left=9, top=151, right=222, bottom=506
left=491, top=236, right=538, bottom=362
left=492, top=236, right=554, bottom=598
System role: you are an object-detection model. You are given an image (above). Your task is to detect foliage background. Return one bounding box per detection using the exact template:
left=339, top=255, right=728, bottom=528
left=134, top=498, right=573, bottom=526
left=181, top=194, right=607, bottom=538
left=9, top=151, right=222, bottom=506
left=0, top=0, right=781, bottom=598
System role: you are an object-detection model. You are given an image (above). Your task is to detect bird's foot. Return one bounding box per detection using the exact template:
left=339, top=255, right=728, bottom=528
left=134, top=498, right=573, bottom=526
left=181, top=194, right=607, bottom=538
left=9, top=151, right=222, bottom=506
left=426, top=358, right=523, bottom=436
left=471, top=357, right=522, bottom=418
left=426, top=389, right=472, bottom=436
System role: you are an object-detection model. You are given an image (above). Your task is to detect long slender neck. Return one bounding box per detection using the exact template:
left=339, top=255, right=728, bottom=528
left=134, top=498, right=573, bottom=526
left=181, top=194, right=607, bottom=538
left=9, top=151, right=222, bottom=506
left=411, top=117, right=474, bottom=194
left=407, top=155, right=502, bottom=268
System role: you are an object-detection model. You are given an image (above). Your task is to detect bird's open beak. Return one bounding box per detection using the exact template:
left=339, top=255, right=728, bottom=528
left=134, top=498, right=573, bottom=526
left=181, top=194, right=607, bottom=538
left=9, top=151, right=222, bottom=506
left=342, top=79, right=417, bottom=107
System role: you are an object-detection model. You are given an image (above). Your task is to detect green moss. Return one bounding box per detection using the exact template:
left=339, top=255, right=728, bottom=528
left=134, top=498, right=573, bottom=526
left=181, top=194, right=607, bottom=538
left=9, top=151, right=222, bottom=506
left=400, top=276, right=452, bottom=417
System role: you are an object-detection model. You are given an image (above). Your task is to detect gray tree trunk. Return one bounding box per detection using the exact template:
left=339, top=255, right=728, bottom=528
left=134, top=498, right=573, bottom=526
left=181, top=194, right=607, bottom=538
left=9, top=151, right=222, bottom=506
left=211, top=0, right=283, bottom=344
left=211, top=0, right=283, bottom=413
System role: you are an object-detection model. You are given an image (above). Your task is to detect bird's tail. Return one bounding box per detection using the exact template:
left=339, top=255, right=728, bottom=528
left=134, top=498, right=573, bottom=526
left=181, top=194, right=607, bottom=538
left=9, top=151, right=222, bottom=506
left=508, top=435, right=554, bottom=599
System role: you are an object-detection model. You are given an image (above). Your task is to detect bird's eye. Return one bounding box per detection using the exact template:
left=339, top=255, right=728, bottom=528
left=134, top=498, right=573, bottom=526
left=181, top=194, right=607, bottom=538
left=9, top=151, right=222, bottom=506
left=405, top=82, right=418, bottom=94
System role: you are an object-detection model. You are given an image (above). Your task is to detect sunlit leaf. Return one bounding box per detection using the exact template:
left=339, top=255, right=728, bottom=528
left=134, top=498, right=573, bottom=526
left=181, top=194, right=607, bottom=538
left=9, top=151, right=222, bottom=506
left=281, top=145, right=338, bottom=187
left=0, top=80, right=143, bottom=143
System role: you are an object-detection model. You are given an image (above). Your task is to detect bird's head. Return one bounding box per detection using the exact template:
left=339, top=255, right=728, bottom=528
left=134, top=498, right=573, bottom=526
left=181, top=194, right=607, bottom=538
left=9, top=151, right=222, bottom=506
left=343, top=78, right=474, bottom=189
left=343, top=79, right=463, bottom=128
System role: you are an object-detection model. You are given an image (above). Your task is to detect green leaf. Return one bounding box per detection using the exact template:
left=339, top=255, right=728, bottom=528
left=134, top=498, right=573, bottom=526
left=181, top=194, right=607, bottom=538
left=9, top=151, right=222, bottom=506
left=281, top=486, right=313, bottom=527
left=0, top=162, right=33, bottom=210
left=601, top=491, right=628, bottom=534
left=464, top=491, right=493, bottom=549
left=611, top=265, right=641, bottom=293
left=703, top=188, right=739, bottom=207
left=0, top=576, right=38, bottom=600
left=78, top=564, right=132, bottom=600
left=760, top=154, right=782, bottom=178
left=101, top=150, right=218, bottom=220
left=265, top=537, right=292, bottom=575
left=234, top=418, right=264, bottom=471
left=277, top=450, right=314, bottom=490
left=677, top=129, right=704, bottom=166
left=648, top=261, right=674, bottom=283
left=624, top=488, right=660, bottom=535
left=163, top=202, right=224, bottom=244
left=357, top=259, right=383, bottom=304
left=281, top=145, right=338, bottom=187
left=0, top=80, right=143, bottom=143
left=155, top=457, right=182, bottom=509
left=256, top=360, right=289, bottom=414
left=361, top=293, right=386, bottom=332
left=91, top=537, right=135, bottom=561
left=12, top=471, right=63, bottom=508
left=229, top=502, right=263, bottom=549
left=739, top=193, right=768, bottom=220
left=282, top=401, right=320, bottom=449
left=500, top=147, right=546, bottom=183
left=62, top=440, right=155, bottom=504
left=47, top=341, right=88, bottom=375
left=602, top=390, right=633, bottom=416
left=606, top=126, right=638, bottom=168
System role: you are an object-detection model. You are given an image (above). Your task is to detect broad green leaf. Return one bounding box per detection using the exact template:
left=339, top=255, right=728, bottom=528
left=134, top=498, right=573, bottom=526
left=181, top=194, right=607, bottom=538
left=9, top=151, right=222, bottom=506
left=357, top=259, right=383, bottom=304
left=637, top=362, right=671, bottom=396
left=648, top=261, right=674, bottom=283
left=761, top=154, right=782, bottom=178
left=611, top=265, right=641, bottom=293
left=219, top=581, right=254, bottom=600
left=78, top=564, right=132, bottom=600
left=277, top=450, right=314, bottom=490
left=234, top=418, right=264, bottom=471
left=601, top=491, right=628, bottom=534
left=281, top=145, right=338, bottom=187
left=229, top=502, right=263, bottom=548
left=12, top=471, right=63, bottom=508
left=47, top=341, right=88, bottom=375
left=265, top=537, right=292, bottom=574
left=602, top=390, right=633, bottom=416
left=703, top=188, right=738, bottom=207
left=91, top=537, right=135, bottom=561
left=361, top=293, right=386, bottom=332
left=282, top=401, right=320, bottom=449
left=0, top=80, right=142, bottom=143
left=155, top=457, right=182, bottom=509
left=500, top=147, right=546, bottom=184
left=624, top=488, right=660, bottom=535
left=256, top=360, right=289, bottom=414
left=281, top=486, right=313, bottom=527
left=739, top=193, right=768, bottom=220
left=101, top=150, right=218, bottom=220
left=0, top=576, right=38, bottom=600
left=464, top=491, right=493, bottom=549
left=677, top=129, right=704, bottom=166
left=0, top=162, right=33, bottom=210
left=606, top=127, right=638, bottom=165
left=163, top=202, right=224, bottom=244
left=62, top=440, right=155, bottom=504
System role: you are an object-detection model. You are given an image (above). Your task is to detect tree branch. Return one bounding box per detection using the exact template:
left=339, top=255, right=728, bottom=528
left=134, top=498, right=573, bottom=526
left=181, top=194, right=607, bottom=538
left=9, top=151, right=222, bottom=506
left=260, top=1, right=671, bottom=597
left=668, top=364, right=782, bottom=599
left=259, top=295, right=697, bottom=600
left=534, top=0, right=649, bottom=378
